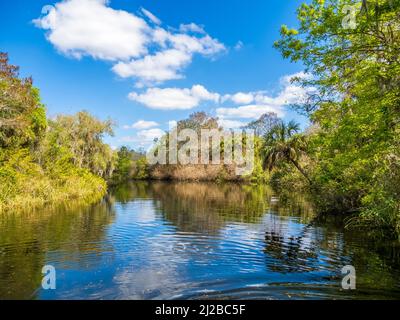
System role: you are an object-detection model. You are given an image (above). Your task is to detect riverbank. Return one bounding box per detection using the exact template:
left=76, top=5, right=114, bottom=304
left=0, top=154, right=107, bottom=213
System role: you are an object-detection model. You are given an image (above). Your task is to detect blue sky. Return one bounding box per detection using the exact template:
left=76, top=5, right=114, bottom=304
left=0, top=0, right=309, bottom=149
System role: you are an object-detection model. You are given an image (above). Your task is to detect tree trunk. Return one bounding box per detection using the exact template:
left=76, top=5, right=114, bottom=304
left=289, top=158, right=312, bottom=185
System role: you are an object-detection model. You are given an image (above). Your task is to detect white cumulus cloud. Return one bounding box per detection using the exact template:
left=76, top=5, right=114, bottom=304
left=217, top=104, right=285, bottom=119
left=34, top=0, right=226, bottom=87
left=128, top=85, right=220, bottom=110
left=121, top=128, right=165, bottom=146
left=127, top=72, right=313, bottom=113
left=138, top=128, right=165, bottom=141
left=112, top=49, right=192, bottom=84
left=222, top=92, right=255, bottom=105
left=217, top=72, right=314, bottom=119
left=123, top=120, right=159, bottom=130
left=114, top=28, right=225, bottom=86
left=33, top=0, right=150, bottom=61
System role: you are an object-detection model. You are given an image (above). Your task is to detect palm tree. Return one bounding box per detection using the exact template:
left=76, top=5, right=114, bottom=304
left=262, top=120, right=311, bottom=184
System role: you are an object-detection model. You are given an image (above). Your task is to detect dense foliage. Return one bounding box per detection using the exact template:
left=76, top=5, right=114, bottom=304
left=148, top=112, right=270, bottom=182
left=44, top=111, right=116, bottom=179
left=0, top=53, right=113, bottom=211
left=273, top=0, right=400, bottom=237
left=111, top=146, right=149, bottom=183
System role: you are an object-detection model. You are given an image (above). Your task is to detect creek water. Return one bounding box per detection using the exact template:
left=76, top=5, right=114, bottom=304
left=1, top=181, right=399, bottom=299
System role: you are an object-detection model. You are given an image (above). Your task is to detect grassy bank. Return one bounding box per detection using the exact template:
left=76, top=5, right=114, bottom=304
left=0, top=171, right=106, bottom=213
left=0, top=148, right=107, bottom=213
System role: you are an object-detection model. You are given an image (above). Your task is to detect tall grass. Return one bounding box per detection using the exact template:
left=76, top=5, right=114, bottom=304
left=0, top=149, right=107, bottom=213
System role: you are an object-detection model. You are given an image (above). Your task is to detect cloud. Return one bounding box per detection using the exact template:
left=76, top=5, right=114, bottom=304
left=128, top=85, right=219, bottom=110
left=151, top=27, right=225, bottom=56
left=114, top=28, right=225, bottom=86
left=121, top=128, right=165, bottom=146
left=190, top=84, right=220, bottom=101
left=217, top=72, right=313, bottom=119
left=141, top=8, right=161, bottom=25
left=273, top=83, right=309, bottom=106
left=112, top=49, right=192, bottom=84
left=221, top=72, right=312, bottom=105
left=179, top=23, right=205, bottom=34
left=123, top=120, right=159, bottom=130
left=280, top=71, right=312, bottom=85
left=138, top=128, right=165, bottom=141
left=33, top=0, right=150, bottom=61
left=35, top=0, right=226, bottom=87
left=217, top=104, right=285, bottom=119
left=126, top=72, right=312, bottom=113
left=234, top=41, right=244, bottom=51
left=222, top=92, right=255, bottom=105
left=274, top=72, right=314, bottom=105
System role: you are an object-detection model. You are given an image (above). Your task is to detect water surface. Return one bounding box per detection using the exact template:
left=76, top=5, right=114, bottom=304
left=1, top=182, right=400, bottom=299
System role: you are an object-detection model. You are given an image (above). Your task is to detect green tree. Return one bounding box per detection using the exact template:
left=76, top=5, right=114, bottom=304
left=0, top=53, right=47, bottom=149
left=177, top=111, right=220, bottom=132
left=133, top=157, right=149, bottom=180
left=245, top=112, right=280, bottom=137
left=274, top=0, right=400, bottom=236
left=262, top=121, right=311, bottom=183
left=112, top=146, right=149, bottom=182
left=47, top=111, right=116, bottom=178
left=0, top=54, right=109, bottom=212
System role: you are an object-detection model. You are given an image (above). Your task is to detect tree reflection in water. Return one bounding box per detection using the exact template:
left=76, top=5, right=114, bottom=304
left=0, top=198, right=115, bottom=299
left=2, top=182, right=400, bottom=300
